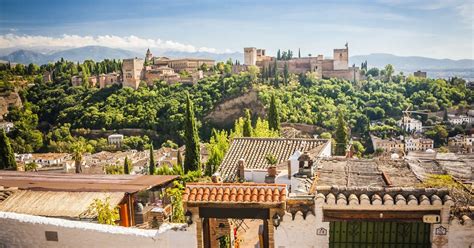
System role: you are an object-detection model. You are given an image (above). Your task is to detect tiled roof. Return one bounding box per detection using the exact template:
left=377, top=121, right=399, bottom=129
left=218, top=138, right=328, bottom=182
left=315, top=159, right=420, bottom=188
left=407, top=157, right=473, bottom=183
left=314, top=186, right=453, bottom=206
left=183, top=183, right=287, bottom=204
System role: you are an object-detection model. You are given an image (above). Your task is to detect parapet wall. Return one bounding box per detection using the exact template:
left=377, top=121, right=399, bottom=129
left=0, top=211, right=196, bottom=248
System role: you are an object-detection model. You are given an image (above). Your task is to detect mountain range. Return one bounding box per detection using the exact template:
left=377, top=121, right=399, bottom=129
left=1, top=46, right=473, bottom=79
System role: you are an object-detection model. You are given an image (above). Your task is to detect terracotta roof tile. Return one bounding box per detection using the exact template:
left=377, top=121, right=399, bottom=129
left=183, top=183, right=287, bottom=204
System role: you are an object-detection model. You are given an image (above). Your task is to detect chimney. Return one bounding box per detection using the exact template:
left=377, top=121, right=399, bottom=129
left=211, top=172, right=222, bottom=183
left=238, top=159, right=245, bottom=181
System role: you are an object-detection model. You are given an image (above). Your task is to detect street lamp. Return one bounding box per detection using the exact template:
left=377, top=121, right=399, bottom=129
left=272, top=214, right=281, bottom=229
left=185, top=210, right=193, bottom=226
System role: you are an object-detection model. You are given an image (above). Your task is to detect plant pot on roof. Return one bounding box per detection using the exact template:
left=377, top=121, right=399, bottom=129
left=265, top=153, right=278, bottom=177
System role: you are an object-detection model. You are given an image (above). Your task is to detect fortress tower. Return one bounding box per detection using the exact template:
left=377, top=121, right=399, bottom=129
left=145, top=48, right=153, bottom=64
left=122, top=58, right=144, bottom=90
left=333, top=43, right=349, bottom=70
left=244, top=47, right=257, bottom=66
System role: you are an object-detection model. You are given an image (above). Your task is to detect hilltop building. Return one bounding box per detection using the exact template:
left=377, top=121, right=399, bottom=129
left=398, top=116, right=423, bottom=133
left=243, top=43, right=364, bottom=81
left=71, top=49, right=214, bottom=90
left=122, top=58, right=145, bottom=89
left=414, top=70, right=427, bottom=78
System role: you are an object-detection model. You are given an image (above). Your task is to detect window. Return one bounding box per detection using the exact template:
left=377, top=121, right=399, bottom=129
left=45, top=231, right=58, bottom=241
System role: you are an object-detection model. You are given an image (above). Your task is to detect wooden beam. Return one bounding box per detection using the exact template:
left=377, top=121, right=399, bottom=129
left=199, top=207, right=270, bottom=219
left=323, top=209, right=440, bottom=222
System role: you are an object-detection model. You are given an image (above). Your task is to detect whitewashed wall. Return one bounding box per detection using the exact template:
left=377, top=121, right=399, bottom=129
left=446, top=220, right=474, bottom=248
left=274, top=207, right=329, bottom=248
left=0, top=211, right=196, bottom=248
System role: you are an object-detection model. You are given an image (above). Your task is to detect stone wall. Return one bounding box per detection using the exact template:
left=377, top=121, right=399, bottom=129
left=0, top=92, right=22, bottom=121
left=0, top=211, right=196, bottom=248
left=205, top=90, right=265, bottom=127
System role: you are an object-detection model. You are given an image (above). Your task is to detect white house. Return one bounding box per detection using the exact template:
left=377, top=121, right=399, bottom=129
left=108, top=134, right=124, bottom=148
left=449, top=115, right=474, bottom=125
left=398, top=116, right=422, bottom=133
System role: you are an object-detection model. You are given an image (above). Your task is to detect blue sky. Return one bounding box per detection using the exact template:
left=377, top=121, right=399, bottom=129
left=0, top=0, right=473, bottom=59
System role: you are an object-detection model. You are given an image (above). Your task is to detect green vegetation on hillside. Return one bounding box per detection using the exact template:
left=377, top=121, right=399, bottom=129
left=1, top=60, right=472, bottom=155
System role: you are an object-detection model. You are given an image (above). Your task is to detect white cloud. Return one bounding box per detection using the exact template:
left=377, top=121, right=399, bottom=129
left=0, top=34, right=233, bottom=53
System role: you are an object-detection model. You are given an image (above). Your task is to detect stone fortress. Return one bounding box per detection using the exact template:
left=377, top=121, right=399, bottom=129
left=72, top=49, right=215, bottom=90
left=244, top=43, right=363, bottom=81
left=122, top=49, right=215, bottom=89
left=71, top=44, right=364, bottom=90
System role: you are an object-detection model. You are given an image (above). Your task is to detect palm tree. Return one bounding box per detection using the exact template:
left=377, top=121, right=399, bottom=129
left=71, top=141, right=86, bottom=173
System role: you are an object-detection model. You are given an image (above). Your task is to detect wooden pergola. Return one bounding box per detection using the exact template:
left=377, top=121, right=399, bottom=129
left=183, top=183, right=287, bottom=248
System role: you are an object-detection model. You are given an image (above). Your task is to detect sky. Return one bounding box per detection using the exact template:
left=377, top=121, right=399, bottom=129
left=0, top=0, right=473, bottom=59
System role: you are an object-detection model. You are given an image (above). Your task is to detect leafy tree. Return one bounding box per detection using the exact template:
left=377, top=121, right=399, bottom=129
left=25, top=162, right=38, bottom=172
left=87, top=196, right=120, bottom=225
left=267, top=94, right=280, bottom=132
left=384, top=64, right=394, bottom=82
left=366, top=68, right=379, bottom=77
left=425, top=125, right=448, bottom=147
left=105, top=164, right=124, bottom=174
left=242, top=109, right=253, bottom=137
left=166, top=181, right=185, bottom=223
left=161, top=139, right=178, bottom=149
left=334, top=112, right=349, bottom=156
left=184, top=93, right=200, bottom=172
left=320, top=132, right=332, bottom=139
left=205, top=129, right=229, bottom=176
left=149, top=143, right=155, bottom=175
left=0, top=129, right=17, bottom=170
left=352, top=141, right=365, bottom=158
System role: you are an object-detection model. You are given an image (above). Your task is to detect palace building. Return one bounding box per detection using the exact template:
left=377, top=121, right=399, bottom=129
left=243, top=43, right=364, bottom=81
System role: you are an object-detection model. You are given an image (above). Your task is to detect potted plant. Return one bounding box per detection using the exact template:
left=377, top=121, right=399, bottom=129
left=265, top=153, right=278, bottom=177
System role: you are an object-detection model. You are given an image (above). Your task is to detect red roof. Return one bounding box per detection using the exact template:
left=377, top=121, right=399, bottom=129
left=183, top=183, right=287, bottom=204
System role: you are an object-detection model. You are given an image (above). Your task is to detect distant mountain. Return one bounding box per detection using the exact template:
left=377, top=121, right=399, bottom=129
left=0, top=46, right=242, bottom=65
left=350, top=53, right=474, bottom=80
left=158, top=51, right=243, bottom=63
left=350, top=53, right=473, bottom=70
left=1, top=50, right=47, bottom=65
left=49, top=46, right=139, bottom=62
left=0, top=46, right=140, bottom=65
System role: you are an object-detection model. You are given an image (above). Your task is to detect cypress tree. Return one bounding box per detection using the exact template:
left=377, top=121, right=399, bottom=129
left=124, top=156, right=131, bottom=174
left=149, top=144, right=155, bottom=175
left=443, top=109, right=448, bottom=123
left=243, top=109, right=253, bottom=137
left=0, top=129, right=17, bottom=170
left=268, top=94, right=280, bottom=132
left=177, top=149, right=183, bottom=170
left=283, top=63, right=289, bottom=84
left=298, top=48, right=301, bottom=58
left=335, top=112, right=349, bottom=156
left=277, top=49, right=281, bottom=60
left=184, top=93, right=201, bottom=173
